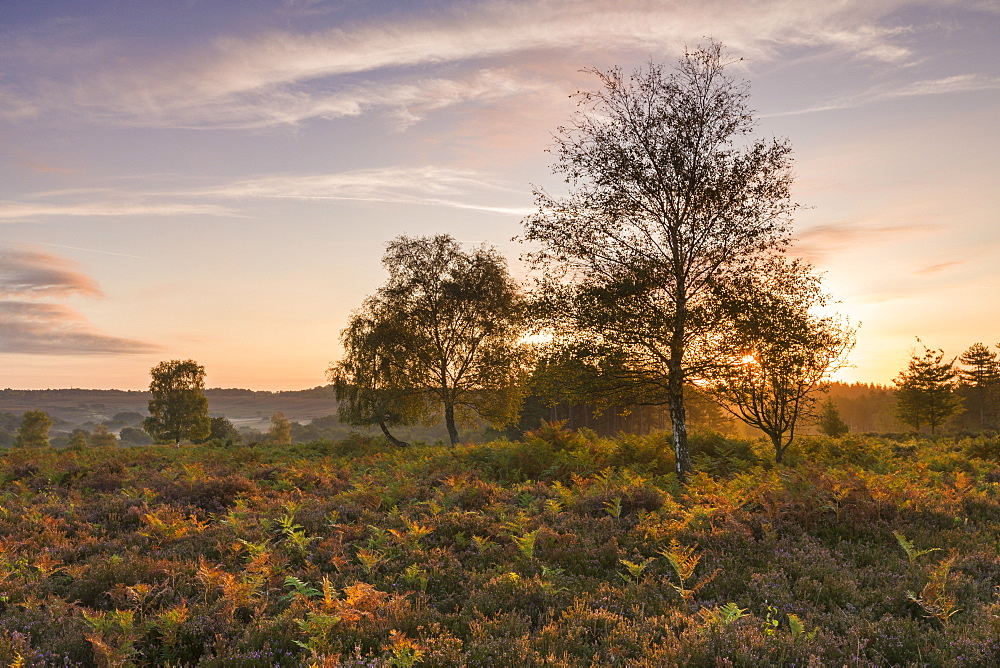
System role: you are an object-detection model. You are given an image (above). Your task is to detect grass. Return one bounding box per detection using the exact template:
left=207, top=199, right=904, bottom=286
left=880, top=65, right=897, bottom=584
left=2, top=427, right=1000, bottom=665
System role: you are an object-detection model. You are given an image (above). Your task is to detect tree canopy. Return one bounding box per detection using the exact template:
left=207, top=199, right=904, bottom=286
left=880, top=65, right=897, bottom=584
left=329, top=308, right=431, bottom=448
left=90, top=424, right=118, bottom=447
left=522, top=42, right=796, bottom=479
left=267, top=412, right=292, bottom=446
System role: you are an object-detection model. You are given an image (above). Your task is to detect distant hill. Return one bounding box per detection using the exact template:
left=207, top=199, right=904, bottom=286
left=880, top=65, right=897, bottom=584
left=0, top=386, right=338, bottom=430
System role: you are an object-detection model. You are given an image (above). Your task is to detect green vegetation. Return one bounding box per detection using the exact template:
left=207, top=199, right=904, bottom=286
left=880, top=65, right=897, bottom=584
left=2, top=431, right=1000, bottom=665
left=816, top=399, right=850, bottom=438
left=957, top=342, right=1000, bottom=431
left=267, top=412, right=292, bottom=446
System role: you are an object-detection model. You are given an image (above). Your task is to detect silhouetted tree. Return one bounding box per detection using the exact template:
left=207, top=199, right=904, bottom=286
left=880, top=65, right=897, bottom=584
left=894, top=343, right=962, bottom=435
left=522, top=43, right=796, bottom=480
left=958, top=342, right=1000, bottom=431
left=336, top=235, right=528, bottom=445
left=143, top=360, right=211, bottom=446
left=704, top=258, right=854, bottom=463
left=15, top=410, right=52, bottom=447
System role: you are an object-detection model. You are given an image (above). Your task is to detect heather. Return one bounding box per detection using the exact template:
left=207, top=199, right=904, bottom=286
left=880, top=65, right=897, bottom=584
left=2, top=429, right=1000, bottom=666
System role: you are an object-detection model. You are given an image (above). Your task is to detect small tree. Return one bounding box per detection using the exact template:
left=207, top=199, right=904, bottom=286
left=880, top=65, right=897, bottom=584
left=958, top=342, right=1000, bottom=431
left=67, top=429, right=89, bottom=450
left=704, top=258, right=854, bottom=463
left=90, top=424, right=118, bottom=447
left=143, top=360, right=211, bottom=446
left=894, top=343, right=962, bottom=435
left=817, top=398, right=850, bottom=437
left=119, top=426, right=153, bottom=446
left=15, top=410, right=52, bottom=447
left=196, top=416, right=243, bottom=446
left=267, top=412, right=292, bottom=446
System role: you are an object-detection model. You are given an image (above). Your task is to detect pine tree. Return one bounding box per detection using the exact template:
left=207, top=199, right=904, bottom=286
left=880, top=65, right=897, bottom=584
left=957, top=342, right=1000, bottom=431
left=817, top=398, right=850, bottom=437
left=894, top=343, right=962, bottom=435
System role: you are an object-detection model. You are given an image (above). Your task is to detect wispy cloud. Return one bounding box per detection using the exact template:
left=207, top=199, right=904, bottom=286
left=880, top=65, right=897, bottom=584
left=793, top=221, right=934, bottom=259
left=8, top=0, right=942, bottom=129
left=35, top=243, right=144, bottom=259
left=0, top=199, right=235, bottom=222
left=769, top=74, right=1000, bottom=117
left=197, top=166, right=533, bottom=215
left=3, top=167, right=531, bottom=222
left=201, top=166, right=517, bottom=199
left=0, top=248, right=159, bottom=355
left=915, top=260, right=962, bottom=276
left=111, top=68, right=548, bottom=130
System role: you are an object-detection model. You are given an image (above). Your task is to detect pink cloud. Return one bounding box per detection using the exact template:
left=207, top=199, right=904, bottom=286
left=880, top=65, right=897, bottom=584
left=0, top=248, right=160, bottom=355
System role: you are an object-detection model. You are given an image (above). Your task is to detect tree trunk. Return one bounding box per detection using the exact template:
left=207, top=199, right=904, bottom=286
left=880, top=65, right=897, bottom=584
left=377, top=420, right=409, bottom=448
left=772, top=434, right=785, bottom=464
left=667, top=358, right=692, bottom=483
left=444, top=401, right=460, bottom=445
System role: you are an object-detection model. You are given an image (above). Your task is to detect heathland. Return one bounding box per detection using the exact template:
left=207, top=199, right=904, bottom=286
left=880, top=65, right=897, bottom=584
left=2, top=428, right=1000, bottom=665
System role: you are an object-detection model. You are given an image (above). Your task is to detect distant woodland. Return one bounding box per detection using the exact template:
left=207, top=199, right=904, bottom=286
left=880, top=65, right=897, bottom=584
left=0, top=374, right=990, bottom=450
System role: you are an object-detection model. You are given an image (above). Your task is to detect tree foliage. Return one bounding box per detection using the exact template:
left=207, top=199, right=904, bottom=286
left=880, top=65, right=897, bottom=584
left=329, top=310, right=431, bottom=448
left=196, top=416, right=243, bottom=446
left=334, top=235, right=528, bottom=445
left=522, top=43, right=796, bottom=479
left=67, top=429, right=89, bottom=450
left=894, top=343, right=962, bottom=435
left=267, top=411, right=292, bottom=446
left=143, top=360, right=211, bottom=446
left=15, top=410, right=52, bottom=447
left=119, top=426, right=153, bottom=446
left=703, top=258, right=854, bottom=462
left=90, top=424, right=118, bottom=447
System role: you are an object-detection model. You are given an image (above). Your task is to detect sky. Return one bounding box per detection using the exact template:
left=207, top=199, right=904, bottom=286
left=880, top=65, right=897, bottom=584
left=1, top=0, right=998, bottom=391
